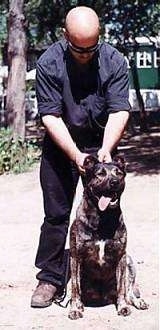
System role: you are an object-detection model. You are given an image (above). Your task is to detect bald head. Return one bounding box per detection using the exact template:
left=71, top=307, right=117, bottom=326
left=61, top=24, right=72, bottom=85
left=65, top=6, right=100, bottom=47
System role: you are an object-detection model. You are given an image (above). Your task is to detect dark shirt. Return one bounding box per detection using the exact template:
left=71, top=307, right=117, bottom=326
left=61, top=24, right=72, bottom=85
left=36, top=39, right=130, bottom=148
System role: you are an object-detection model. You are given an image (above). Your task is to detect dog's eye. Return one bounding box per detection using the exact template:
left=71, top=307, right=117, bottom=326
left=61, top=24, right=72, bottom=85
left=111, top=168, right=122, bottom=176
left=95, top=167, right=107, bottom=176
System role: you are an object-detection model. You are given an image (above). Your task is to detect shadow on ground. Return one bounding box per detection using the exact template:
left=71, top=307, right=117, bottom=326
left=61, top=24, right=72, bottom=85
left=119, top=127, right=160, bottom=175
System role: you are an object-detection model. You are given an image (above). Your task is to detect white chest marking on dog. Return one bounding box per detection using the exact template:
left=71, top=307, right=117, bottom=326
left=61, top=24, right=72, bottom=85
left=96, top=241, right=106, bottom=265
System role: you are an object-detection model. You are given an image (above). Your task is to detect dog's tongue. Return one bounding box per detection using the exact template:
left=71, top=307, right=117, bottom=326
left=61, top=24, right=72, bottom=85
left=98, top=196, right=111, bottom=211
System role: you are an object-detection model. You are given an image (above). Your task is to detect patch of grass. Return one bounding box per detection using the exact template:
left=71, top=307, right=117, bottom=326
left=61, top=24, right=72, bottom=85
left=0, top=128, right=41, bottom=174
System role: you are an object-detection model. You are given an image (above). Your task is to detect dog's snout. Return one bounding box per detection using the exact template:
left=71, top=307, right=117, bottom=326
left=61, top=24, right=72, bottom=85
left=110, top=177, right=119, bottom=187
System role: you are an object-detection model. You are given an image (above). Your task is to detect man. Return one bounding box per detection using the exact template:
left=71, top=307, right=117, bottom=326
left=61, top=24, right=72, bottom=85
left=31, top=6, right=130, bottom=308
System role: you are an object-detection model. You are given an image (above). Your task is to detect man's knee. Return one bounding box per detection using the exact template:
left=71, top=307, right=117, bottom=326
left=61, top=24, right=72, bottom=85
left=44, top=214, right=70, bottom=226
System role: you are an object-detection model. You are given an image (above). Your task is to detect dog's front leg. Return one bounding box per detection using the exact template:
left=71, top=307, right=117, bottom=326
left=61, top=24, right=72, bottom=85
left=125, top=255, right=149, bottom=310
left=116, top=253, right=131, bottom=316
left=68, top=230, right=84, bottom=320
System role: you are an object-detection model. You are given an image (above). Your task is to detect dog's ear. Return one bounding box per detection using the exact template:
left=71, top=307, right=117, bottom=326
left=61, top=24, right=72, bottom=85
left=83, top=154, right=98, bottom=173
left=113, top=155, right=126, bottom=172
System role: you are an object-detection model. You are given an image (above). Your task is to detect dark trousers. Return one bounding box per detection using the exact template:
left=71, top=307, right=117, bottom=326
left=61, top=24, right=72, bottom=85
left=35, top=136, right=79, bottom=288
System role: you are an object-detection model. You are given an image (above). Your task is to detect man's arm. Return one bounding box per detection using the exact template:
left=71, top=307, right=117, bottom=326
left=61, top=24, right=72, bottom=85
left=98, top=111, right=129, bottom=162
left=42, top=115, right=88, bottom=171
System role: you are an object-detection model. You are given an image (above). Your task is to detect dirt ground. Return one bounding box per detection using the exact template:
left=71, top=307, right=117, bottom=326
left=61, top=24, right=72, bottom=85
left=0, top=130, right=159, bottom=330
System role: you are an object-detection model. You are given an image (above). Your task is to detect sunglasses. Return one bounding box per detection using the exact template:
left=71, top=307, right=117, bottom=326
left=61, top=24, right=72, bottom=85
left=68, top=41, right=99, bottom=54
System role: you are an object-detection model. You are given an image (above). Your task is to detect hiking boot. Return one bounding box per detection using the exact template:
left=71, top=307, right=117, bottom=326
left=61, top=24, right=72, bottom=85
left=31, top=281, right=57, bottom=308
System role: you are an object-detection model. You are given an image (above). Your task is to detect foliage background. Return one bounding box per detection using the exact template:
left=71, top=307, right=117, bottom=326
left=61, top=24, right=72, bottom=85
left=0, top=1, right=159, bottom=52
left=0, top=1, right=159, bottom=173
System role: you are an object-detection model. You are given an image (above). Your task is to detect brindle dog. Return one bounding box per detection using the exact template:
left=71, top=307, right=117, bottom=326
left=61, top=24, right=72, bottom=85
left=68, top=155, right=148, bottom=320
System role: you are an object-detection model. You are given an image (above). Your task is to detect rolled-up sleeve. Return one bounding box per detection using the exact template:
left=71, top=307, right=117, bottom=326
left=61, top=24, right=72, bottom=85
left=105, top=56, right=131, bottom=113
left=36, top=62, right=63, bottom=117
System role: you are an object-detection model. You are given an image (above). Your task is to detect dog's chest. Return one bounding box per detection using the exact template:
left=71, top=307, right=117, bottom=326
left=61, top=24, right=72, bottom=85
left=76, top=198, right=127, bottom=278
left=96, top=240, right=106, bottom=265
left=82, top=236, right=123, bottom=270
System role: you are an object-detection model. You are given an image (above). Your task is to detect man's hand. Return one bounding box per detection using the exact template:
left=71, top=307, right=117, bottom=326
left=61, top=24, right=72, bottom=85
left=97, top=148, right=112, bottom=163
left=98, top=111, right=129, bottom=163
left=75, top=151, right=89, bottom=173
left=42, top=115, right=89, bottom=170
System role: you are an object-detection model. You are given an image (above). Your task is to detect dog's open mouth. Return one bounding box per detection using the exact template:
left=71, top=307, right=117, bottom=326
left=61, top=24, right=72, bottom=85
left=98, top=193, right=118, bottom=211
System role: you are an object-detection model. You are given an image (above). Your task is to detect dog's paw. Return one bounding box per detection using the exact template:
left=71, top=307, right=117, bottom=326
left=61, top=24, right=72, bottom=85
left=68, top=309, right=83, bottom=320
left=118, top=305, right=131, bottom=317
left=135, top=298, right=149, bottom=310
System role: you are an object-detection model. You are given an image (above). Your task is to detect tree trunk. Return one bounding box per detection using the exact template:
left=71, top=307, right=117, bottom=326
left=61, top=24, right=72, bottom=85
left=6, top=0, right=27, bottom=141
